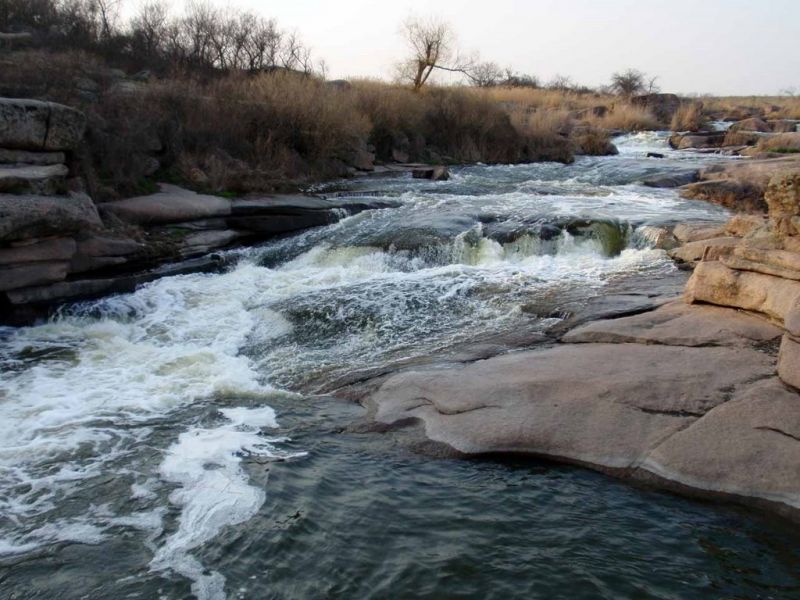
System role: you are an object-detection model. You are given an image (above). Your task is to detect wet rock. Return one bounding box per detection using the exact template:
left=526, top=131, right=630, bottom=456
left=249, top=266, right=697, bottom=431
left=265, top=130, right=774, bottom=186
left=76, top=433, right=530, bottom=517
left=685, top=261, right=800, bottom=324
left=0, top=98, right=86, bottom=151
left=646, top=152, right=665, bottom=159
left=642, top=171, right=698, bottom=188
left=179, top=230, right=244, bottom=256
left=0, top=192, right=102, bottom=242
left=669, top=132, right=726, bottom=150
left=99, top=184, right=232, bottom=225
left=412, top=166, right=450, bottom=181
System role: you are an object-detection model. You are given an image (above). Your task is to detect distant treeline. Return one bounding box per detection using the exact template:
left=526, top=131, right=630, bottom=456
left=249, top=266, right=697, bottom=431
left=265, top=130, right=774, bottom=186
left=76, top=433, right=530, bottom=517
left=0, top=0, right=318, bottom=74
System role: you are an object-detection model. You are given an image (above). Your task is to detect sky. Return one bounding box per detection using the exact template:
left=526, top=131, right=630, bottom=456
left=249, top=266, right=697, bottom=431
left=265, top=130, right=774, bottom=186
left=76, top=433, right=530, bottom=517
left=127, top=0, right=800, bottom=95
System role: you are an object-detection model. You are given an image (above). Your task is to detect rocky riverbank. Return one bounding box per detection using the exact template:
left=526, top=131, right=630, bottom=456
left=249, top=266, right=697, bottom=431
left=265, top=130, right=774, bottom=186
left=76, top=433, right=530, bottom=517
left=0, top=97, right=410, bottom=324
left=336, top=172, right=800, bottom=522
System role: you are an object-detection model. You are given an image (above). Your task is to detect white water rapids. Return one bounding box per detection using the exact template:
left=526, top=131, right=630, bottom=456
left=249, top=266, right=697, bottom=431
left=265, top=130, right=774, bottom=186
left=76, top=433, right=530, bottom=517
left=0, top=132, right=732, bottom=598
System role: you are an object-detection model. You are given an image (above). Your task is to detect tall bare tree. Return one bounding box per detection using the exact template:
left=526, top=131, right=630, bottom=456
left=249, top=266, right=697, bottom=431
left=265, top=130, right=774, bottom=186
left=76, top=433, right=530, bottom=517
left=397, top=16, right=474, bottom=91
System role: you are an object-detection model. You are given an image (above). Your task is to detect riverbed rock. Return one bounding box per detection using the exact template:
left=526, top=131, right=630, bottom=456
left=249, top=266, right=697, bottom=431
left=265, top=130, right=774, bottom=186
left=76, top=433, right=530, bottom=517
left=685, top=261, right=800, bottom=324
left=672, top=223, right=726, bottom=244
left=0, top=98, right=86, bottom=151
left=770, top=120, right=798, bottom=133
left=412, top=166, right=450, bottom=181
left=729, top=117, right=771, bottom=133
left=724, top=214, right=767, bottom=237
left=721, top=246, right=800, bottom=280
left=0, top=192, right=102, bottom=242
left=679, top=179, right=766, bottom=213
left=99, top=184, right=232, bottom=225
left=639, top=378, right=800, bottom=519
left=562, top=300, right=782, bottom=347
left=669, top=132, right=726, bottom=150
left=642, top=171, right=698, bottom=188
left=667, top=236, right=741, bottom=265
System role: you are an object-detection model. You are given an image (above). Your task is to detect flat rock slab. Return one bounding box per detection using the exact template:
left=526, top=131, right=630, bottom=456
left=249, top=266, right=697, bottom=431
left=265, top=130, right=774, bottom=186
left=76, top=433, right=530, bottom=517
left=562, top=300, right=782, bottom=347
left=99, top=185, right=232, bottom=225
left=0, top=237, right=76, bottom=265
left=0, top=149, right=65, bottom=165
left=363, top=342, right=798, bottom=516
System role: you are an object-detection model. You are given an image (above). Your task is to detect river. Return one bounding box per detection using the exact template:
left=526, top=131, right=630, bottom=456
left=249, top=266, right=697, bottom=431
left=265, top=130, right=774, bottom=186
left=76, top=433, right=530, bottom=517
left=1, top=132, right=799, bottom=599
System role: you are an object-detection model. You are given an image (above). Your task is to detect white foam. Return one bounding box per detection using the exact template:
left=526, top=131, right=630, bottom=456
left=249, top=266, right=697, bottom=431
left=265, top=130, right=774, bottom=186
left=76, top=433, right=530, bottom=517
left=149, top=406, right=304, bottom=600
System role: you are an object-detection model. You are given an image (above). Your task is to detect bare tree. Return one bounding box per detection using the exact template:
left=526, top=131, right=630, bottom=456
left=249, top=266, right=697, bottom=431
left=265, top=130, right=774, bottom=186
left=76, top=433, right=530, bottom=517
left=610, top=69, right=658, bottom=97
left=469, top=61, right=503, bottom=87
left=130, top=0, right=168, bottom=59
left=547, top=74, right=574, bottom=92
left=397, top=16, right=474, bottom=91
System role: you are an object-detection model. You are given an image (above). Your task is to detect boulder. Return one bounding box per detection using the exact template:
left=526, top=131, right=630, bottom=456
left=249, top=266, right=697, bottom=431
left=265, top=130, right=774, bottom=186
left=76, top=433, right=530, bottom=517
left=642, top=171, right=697, bottom=188
left=412, top=166, right=450, bottom=181
left=778, top=334, right=800, bottom=390
left=99, top=184, right=232, bottom=225
left=669, top=132, right=726, bottom=150
left=679, top=179, right=766, bottom=213
left=722, top=130, right=771, bottom=147
left=0, top=193, right=102, bottom=242
left=0, top=98, right=86, bottom=151
left=0, top=149, right=66, bottom=165
left=685, top=261, right=800, bottom=324
left=562, top=300, right=782, bottom=347
left=179, top=229, right=244, bottom=256
left=0, top=238, right=76, bottom=265
left=728, top=117, right=771, bottom=133
left=0, top=164, right=68, bottom=195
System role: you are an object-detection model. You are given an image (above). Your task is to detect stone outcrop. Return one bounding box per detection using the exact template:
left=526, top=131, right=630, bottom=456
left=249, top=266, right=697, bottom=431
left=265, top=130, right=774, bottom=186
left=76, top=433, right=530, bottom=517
left=346, top=300, right=799, bottom=520
left=631, top=93, right=680, bottom=124
left=0, top=98, right=86, bottom=151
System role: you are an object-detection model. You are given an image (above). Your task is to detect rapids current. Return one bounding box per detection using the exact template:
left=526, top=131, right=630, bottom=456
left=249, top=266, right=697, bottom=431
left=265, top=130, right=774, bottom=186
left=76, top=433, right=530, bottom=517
left=1, top=132, right=799, bottom=599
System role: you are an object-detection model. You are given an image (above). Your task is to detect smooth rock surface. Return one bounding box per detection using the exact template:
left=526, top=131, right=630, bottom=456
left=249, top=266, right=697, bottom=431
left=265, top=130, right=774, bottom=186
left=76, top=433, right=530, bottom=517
left=0, top=164, right=68, bottom=194
left=562, top=301, right=782, bottom=347
left=668, top=236, right=740, bottom=264
left=0, top=261, right=69, bottom=291
left=640, top=378, right=800, bottom=516
left=99, top=185, right=232, bottom=225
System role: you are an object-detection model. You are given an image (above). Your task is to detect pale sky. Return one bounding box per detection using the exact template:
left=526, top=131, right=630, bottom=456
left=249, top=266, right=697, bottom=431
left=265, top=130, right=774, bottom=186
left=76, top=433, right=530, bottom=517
left=127, top=0, right=800, bottom=95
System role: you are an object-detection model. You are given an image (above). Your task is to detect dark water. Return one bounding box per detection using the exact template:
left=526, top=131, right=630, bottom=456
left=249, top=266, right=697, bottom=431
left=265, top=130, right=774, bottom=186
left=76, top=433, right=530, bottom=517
left=1, top=132, right=799, bottom=599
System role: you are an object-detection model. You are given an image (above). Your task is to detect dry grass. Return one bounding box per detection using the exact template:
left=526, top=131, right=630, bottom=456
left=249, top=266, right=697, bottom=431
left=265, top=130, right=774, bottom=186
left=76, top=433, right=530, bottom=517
left=671, top=102, right=708, bottom=132
left=700, top=96, right=800, bottom=120
left=757, top=133, right=800, bottom=152
left=585, top=104, right=660, bottom=131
